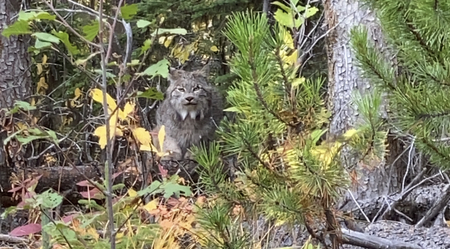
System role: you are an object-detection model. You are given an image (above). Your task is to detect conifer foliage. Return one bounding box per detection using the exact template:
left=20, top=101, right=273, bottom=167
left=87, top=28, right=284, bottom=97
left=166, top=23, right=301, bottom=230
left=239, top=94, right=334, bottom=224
left=191, top=9, right=351, bottom=248
left=351, top=1, right=450, bottom=169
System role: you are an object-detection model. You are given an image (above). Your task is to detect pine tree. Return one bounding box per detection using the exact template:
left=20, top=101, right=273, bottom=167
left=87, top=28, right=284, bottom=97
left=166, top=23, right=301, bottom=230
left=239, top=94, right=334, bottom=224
left=351, top=1, right=450, bottom=169
left=190, top=9, right=353, bottom=248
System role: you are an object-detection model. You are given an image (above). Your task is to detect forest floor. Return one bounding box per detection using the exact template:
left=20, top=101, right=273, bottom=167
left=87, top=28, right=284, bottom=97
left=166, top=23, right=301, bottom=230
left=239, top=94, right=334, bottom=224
left=270, top=220, right=450, bottom=249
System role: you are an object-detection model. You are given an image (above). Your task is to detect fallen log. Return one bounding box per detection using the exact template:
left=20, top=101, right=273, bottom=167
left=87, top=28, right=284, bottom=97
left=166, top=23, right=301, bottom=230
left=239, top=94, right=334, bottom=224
left=0, top=163, right=145, bottom=207
left=341, top=227, right=422, bottom=249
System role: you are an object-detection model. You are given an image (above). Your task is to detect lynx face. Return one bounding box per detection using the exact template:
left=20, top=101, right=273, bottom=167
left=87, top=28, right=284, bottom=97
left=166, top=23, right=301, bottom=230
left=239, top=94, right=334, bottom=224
left=155, top=68, right=223, bottom=160
left=166, top=71, right=212, bottom=121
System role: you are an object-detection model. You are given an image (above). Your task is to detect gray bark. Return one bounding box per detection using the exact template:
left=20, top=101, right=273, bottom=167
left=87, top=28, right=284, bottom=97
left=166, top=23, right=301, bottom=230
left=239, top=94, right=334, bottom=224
left=0, top=1, right=33, bottom=167
left=0, top=1, right=32, bottom=108
left=322, top=0, right=404, bottom=217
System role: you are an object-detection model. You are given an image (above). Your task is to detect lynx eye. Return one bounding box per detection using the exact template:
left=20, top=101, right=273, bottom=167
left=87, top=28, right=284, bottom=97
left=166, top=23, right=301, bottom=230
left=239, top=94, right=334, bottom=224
left=193, top=85, right=202, bottom=92
left=176, top=87, right=185, bottom=92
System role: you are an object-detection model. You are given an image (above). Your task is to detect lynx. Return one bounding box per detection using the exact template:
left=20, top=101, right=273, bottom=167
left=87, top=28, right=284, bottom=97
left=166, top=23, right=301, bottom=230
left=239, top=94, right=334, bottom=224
left=155, top=67, right=223, bottom=160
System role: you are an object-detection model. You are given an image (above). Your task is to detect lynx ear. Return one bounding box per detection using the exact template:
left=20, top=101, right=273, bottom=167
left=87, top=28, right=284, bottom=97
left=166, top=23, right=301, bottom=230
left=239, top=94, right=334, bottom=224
left=168, top=67, right=181, bottom=83
left=195, top=64, right=211, bottom=77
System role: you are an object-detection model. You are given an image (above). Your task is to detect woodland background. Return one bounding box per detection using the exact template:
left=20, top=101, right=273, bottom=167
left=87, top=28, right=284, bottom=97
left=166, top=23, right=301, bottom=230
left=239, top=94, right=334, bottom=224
left=0, top=0, right=450, bottom=248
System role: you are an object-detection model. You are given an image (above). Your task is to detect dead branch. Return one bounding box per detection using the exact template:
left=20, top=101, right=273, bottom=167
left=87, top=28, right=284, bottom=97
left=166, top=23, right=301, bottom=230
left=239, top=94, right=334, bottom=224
left=341, top=227, right=422, bottom=249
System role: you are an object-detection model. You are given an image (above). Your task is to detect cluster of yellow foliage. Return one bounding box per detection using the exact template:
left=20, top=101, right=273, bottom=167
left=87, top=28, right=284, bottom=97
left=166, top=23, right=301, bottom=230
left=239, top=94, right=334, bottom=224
left=90, top=88, right=167, bottom=157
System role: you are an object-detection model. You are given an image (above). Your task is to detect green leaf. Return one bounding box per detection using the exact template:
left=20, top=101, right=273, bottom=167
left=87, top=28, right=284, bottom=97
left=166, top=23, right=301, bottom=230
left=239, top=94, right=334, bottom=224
left=161, top=182, right=192, bottom=199
left=223, top=106, right=242, bottom=113
left=33, top=32, right=60, bottom=44
left=151, top=28, right=187, bottom=37
left=137, top=20, right=152, bottom=28
left=139, top=59, right=170, bottom=78
left=310, top=129, right=327, bottom=145
left=14, top=128, right=53, bottom=145
left=120, top=4, right=138, bottom=20
left=52, top=31, right=79, bottom=55
left=46, top=129, right=58, bottom=144
left=35, top=12, right=57, bottom=21
left=82, top=21, right=99, bottom=42
left=127, top=59, right=140, bottom=66
left=1, top=206, right=17, bottom=219
left=16, top=135, right=43, bottom=145
left=112, top=183, right=126, bottom=191
left=18, top=11, right=56, bottom=21
left=1, top=20, right=31, bottom=38
left=272, top=1, right=291, bottom=13
left=274, top=9, right=295, bottom=28
left=305, top=7, right=319, bottom=18
left=35, top=39, right=52, bottom=49
left=78, top=199, right=105, bottom=211
left=18, top=11, right=38, bottom=21
left=93, top=69, right=116, bottom=78
left=12, top=100, right=36, bottom=112
left=137, top=87, right=164, bottom=100
left=141, top=39, right=152, bottom=54
left=31, top=190, right=63, bottom=209
left=137, top=181, right=162, bottom=196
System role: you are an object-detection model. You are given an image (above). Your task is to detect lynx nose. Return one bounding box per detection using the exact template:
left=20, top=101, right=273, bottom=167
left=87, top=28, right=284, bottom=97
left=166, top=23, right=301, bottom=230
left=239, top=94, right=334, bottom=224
left=185, top=96, right=194, bottom=102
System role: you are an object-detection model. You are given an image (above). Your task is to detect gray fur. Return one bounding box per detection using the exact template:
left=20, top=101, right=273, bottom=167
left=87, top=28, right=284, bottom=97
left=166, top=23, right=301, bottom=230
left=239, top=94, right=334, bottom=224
left=156, top=68, right=223, bottom=159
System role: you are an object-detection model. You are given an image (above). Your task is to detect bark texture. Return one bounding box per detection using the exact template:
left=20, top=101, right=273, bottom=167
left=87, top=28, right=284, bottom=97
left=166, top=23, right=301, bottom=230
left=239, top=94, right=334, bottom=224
left=0, top=2, right=33, bottom=169
left=0, top=1, right=32, bottom=108
left=322, top=0, right=403, bottom=216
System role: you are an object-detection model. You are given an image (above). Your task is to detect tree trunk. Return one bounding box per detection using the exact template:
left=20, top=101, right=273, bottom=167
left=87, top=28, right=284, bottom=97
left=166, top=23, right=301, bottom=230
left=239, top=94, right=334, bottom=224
left=0, top=1, right=33, bottom=166
left=322, top=0, right=404, bottom=219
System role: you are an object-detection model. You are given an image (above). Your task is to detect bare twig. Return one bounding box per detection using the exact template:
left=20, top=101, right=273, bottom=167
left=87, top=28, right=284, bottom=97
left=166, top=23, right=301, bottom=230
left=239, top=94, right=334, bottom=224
left=43, top=1, right=100, bottom=48
left=97, top=1, right=116, bottom=247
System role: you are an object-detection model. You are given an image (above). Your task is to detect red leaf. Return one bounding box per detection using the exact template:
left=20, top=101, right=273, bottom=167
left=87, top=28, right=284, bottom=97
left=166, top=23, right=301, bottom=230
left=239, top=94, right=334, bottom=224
left=158, top=163, right=168, bottom=178
left=61, top=214, right=79, bottom=223
left=76, top=180, right=94, bottom=187
left=10, top=223, right=41, bottom=237
left=80, top=188, right=104, bottom=200
left=112, top=171, right=123, bottom=179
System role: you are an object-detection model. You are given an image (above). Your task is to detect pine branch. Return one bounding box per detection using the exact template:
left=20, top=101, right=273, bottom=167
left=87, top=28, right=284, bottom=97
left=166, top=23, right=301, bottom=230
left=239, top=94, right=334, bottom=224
left=274, top=46, right=292, bottom=94
left=247, top=38, right=295, bottom=128
left=404, top=20, right=439, bottom=61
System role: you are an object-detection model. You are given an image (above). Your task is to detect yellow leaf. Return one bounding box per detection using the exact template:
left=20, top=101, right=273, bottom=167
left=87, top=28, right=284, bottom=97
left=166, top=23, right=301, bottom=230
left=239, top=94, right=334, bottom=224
left=62, top=116, right=73, bottom=127
left=343, top=129, right=359, bottom=140
left=164, top=35, right=175, bottom=48
left=128, top=188, right=138, bottom=197
left=283, top=30, right=294, bottom=49
left=140, top=143, right=159, bottom=152
left=116, top=232, right=124, bottom=240
left=16, top=122, right=27, bottom=131
left=94, top=125, right=108, bottom=149
left=93, top=120, right=123, bottom=149
left=86, top=227, right=99, bottom=240
left=292, top=77, right=305, bottom=87
left=158, top=36, right=166, bottom=45
left=158, top=125, right=166, bottom=154
left=210, top=45, right=219, bottom=52
left=70, top=88, right=83, bottom=108
left=89, top=88, right=117, bottom=114
left=284, top=49, right=298, bottom=66
left=36, top=64, right=43, bottom=75
left=143, top=198, right=159, bottom=212
left=37, top=77, right=48, bottom=94
left=132, top=127, right=152, bottom=146
left=42, top=54, right=48, bottom=65
left=118, top=101, right=135, bottom=120
left=74, top=88, right=82, bottom=99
